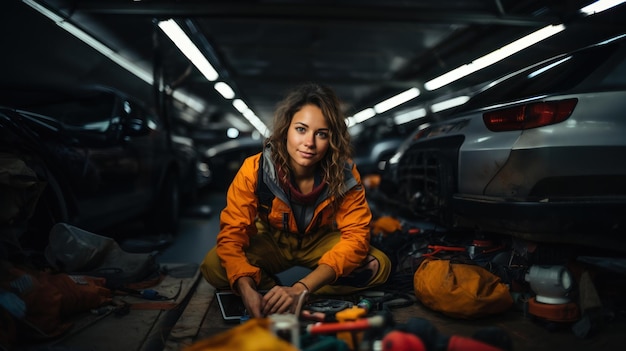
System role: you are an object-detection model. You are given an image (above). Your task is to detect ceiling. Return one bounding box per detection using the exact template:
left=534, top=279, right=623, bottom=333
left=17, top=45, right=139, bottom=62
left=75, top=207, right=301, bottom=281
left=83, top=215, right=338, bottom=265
left=3, top=0, right=626, bottom=141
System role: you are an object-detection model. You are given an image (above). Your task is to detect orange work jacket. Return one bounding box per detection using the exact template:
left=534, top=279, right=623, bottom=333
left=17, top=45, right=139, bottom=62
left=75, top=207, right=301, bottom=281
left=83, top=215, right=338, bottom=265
left=216, top=149, right=372, bottom=289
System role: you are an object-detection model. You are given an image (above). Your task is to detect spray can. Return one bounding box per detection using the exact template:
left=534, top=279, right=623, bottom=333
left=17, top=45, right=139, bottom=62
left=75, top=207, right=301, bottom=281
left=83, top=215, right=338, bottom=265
left=269, top=313, right=300, bottom=348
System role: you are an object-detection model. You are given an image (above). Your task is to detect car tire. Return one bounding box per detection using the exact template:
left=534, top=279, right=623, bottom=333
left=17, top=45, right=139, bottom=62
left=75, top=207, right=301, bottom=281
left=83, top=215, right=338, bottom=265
left=145, top=171, right=180, bottom=236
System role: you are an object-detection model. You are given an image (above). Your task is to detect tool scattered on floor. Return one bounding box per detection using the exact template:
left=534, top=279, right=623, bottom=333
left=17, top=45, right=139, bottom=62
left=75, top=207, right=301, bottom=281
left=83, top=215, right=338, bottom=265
left=114, top=279, right=183, bottom=301
left=301, top=296, right=395, bottom=351
left=525, top=265, right=580, bottom=324
left=269, top=290, right=309, bottom=347
left=383, top=317, right=512, bottom=351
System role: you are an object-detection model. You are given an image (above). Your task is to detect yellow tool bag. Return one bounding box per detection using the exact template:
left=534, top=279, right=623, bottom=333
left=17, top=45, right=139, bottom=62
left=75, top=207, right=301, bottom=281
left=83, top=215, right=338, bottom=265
left=413, top=258, right=513, bottom=319
left=183, top=318, right=298, bottom=351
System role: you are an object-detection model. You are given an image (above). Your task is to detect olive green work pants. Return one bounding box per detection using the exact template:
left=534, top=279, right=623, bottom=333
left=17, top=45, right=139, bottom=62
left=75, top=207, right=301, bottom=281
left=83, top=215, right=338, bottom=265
left=200, top=221, right=391, bottom=295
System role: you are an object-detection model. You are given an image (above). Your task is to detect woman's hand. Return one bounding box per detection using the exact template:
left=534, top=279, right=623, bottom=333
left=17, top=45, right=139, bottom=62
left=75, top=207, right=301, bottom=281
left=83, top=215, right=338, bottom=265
left=236, top=277, right=264, bottom=318
left=261, top=284, right=305, bottom=316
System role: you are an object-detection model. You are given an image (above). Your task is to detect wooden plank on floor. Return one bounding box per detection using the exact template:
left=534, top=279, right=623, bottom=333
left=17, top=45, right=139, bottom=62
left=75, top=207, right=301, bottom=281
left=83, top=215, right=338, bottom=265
left=51, top=309, right=166, bottom=351
left=193, top=291, right=241, bottom=342
left=164, top=277, right=216, bottom=350
left=139, top=266, right=203, bottom=351
left=25, top=264, right=202, bottom=351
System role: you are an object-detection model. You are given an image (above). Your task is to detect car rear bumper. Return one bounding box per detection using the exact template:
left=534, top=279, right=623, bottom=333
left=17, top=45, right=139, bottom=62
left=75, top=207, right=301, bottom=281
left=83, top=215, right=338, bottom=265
left=451, top=194, right=626, bottom=252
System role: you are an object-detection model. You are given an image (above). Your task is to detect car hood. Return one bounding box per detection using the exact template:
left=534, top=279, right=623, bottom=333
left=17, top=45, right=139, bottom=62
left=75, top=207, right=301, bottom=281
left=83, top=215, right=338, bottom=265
left=2, top=105, right=62, bottom=130
left=1, top=106, right=66, bottom=143
left=1, top=106, right=113, bottom=147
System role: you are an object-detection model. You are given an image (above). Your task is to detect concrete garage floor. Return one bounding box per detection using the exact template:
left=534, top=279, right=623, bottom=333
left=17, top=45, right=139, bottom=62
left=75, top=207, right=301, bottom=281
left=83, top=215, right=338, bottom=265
left=150, top=188, right=625, bottom=351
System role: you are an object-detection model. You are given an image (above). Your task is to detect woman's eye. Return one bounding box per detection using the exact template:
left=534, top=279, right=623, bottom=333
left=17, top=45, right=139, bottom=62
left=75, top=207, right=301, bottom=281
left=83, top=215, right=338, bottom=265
left=316, top=131, right=329, bottom=139
left=295, top=126, right=305, bottom=133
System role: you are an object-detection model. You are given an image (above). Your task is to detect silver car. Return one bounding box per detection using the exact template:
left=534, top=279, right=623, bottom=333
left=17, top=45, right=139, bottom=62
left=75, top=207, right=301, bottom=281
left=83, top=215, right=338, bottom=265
left=380, top=34, right=626, bottom=252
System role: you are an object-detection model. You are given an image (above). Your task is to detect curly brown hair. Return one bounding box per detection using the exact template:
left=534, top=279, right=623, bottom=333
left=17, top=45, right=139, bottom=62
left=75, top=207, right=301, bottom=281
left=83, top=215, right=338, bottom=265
left=266, top=83, right=352, bottom=207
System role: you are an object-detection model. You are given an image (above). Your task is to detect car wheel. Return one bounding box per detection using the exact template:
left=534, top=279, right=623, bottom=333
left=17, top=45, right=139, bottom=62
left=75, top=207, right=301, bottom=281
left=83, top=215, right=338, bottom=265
left=145, top=171, right=180, bottom=236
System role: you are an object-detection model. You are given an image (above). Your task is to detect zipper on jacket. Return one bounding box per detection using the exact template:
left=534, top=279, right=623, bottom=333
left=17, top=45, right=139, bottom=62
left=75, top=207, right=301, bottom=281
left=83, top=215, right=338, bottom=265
left=283, top=212, right=304, bottom=250
left=282, top=212, right=289, bottom=232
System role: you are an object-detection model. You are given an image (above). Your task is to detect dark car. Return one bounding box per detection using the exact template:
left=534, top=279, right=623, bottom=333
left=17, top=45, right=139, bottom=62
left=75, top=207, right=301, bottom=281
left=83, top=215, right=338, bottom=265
left=377, top=34, right=626, bottom=253
left=172, top=134, right=212, bottom=199
left=351, top=119, right=416, bottom=178
left=0, top=86, right=182, bottom=251
left=201, top=137, right=264, bottom=190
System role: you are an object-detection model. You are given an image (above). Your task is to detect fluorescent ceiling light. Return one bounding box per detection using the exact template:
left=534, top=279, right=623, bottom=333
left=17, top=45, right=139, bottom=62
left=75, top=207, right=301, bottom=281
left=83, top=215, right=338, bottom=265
left=232, top=99, right=249, bottom=113
left=231, top=98, right=268, bottom=135
left=424, top=24, right=565, bottom=91
left=159, top=18, right=269, bottom=134
left=580, top=0, right=626, bottom=15
left=431, top=96, right=470, bottom=113
left=394, top=107, right=427, bottom=125
left=241, top=111, right=269, bottom=137
left=373, top=88, right=420, bottom=113
left=345, top=116, right=357, bottom=128
left=247, top=114, right=266, bottom=135
left=214, top=82, right=235, bottom=99
left=158, top=19, right=219, bottom=81
left=352, top=108, right=376, bottom=123
left=23, top=0, right=206, bottom=113
left=242, top=109, right=257, bottom=119
left=24, top=0, right=154, bottom=85
left=232, top=101, right=268, bottom=135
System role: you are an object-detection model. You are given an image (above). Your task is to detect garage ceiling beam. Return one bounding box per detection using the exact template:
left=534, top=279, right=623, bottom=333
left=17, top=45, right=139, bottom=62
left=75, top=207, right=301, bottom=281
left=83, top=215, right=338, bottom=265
left=64, top=2, right=556, bottom=27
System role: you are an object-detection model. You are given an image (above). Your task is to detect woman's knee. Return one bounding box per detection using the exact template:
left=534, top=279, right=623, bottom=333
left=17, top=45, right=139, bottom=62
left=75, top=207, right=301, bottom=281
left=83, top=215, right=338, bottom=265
left=362, top=249, right=392, bottom=287
left=200, top=247, right=229, bottom=289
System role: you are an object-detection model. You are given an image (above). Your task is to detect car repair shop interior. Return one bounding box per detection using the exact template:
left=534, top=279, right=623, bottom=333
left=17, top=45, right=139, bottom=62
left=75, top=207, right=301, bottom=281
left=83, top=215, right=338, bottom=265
left=1, top=1, right=626, bottom=350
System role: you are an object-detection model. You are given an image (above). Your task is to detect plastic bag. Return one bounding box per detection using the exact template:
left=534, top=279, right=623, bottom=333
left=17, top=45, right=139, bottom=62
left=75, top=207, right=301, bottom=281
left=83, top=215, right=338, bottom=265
left=45, top=223, right=159, bottom=288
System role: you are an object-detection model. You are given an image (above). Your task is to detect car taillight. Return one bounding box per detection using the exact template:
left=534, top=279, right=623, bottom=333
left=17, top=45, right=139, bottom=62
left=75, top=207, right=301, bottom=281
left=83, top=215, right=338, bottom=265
left=412, top=128, right=427, bottom=140
left=483, top=98, right=578, bottom=132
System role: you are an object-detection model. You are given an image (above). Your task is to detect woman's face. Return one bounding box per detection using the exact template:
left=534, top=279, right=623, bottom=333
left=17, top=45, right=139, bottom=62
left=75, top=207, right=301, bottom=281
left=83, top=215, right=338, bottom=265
left=286, top=104, right=330, bottom=174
